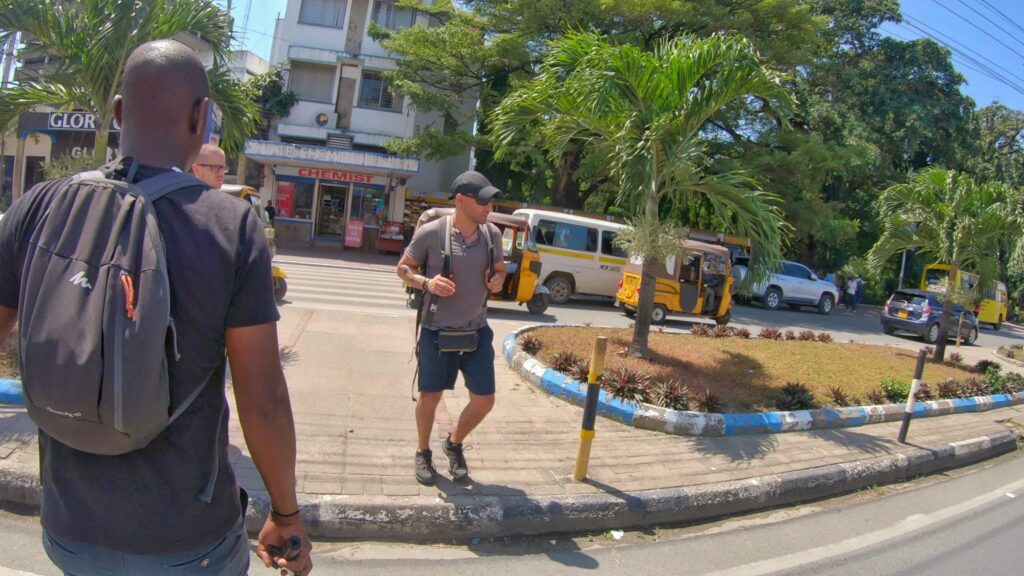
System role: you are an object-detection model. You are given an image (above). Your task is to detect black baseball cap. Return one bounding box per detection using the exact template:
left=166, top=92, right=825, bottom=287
left=450, top=170, right=501, bottom=204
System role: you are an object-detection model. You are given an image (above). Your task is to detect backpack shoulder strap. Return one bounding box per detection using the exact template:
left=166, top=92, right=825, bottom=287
left=441, top=215, right=453, bottom=278
left=134, top=171, right=207, bottom=203
left=480, top=222, right=495, bottom=277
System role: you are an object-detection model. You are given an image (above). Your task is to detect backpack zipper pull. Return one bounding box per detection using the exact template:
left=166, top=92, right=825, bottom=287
left=120, top=273, right=136, bottom=320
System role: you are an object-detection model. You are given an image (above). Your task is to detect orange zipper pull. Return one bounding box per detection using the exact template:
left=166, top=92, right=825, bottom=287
left=120, top=273, right=136, bottom=320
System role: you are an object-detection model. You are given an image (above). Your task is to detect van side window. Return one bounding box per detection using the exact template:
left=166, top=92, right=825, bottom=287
left=601, top=230, right=627, bottom=258
left=536, top=219, right=597, bottom=252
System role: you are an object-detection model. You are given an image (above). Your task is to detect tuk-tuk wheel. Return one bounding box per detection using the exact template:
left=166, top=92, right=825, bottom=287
left=273, top=277, right=288, bottom=302
left=651, top=305, right=668, bottom=325
left=624, top=307, right=637, bottom=318
left=715, top=311, right=731, bottom=326
left=527, top=293, right=550, bottom=314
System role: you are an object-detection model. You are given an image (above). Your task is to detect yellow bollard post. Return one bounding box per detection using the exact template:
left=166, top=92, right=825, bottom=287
left=574, top=336, right=607, bottom=481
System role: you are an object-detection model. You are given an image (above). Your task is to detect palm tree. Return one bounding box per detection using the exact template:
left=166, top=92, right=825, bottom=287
left=868, top=167, right=1022, bottom=362
left=491, top=32, right=793, bottom=358
left=0, top=0, right=258, bottom=167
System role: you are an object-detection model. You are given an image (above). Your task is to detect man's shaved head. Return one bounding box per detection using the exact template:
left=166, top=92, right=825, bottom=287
left=192, top=143, right=227, bottom=189
left=115, top=39, right=211, bottom=170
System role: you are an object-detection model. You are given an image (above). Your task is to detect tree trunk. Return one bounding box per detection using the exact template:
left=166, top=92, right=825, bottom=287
left=933, top=263, right=958, bottom=362
left=92, top=124, right=110, bottom=168
left=551, top=146, right=583, bottom=209
left=628, top=258, right=658, bottom=358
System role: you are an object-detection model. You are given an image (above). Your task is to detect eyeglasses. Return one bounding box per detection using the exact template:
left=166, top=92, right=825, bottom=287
left=195, top=163, right=227, bottom=173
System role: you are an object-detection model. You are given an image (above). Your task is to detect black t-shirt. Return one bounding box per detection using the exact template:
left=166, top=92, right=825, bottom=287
left=0, top=158, right=280, bottom=554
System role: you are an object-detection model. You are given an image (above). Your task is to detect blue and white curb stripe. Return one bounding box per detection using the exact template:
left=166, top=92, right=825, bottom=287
left=505, top=326, right=1024, bottom=437
left=0, top=380, right=25, bottom=406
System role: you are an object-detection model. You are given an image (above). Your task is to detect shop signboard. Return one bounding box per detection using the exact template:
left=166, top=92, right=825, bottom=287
left=276, top=181, right=296, bottom=218
left=345, top=219, right=364, bottom=248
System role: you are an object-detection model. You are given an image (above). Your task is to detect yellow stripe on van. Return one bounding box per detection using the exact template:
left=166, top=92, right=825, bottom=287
left=599, top=256, right=627, bottom=265
left=537, top=246, right=596, bottom=261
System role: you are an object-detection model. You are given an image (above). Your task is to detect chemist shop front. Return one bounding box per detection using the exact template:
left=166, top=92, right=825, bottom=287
left=270, top=165, right=409, bottom=254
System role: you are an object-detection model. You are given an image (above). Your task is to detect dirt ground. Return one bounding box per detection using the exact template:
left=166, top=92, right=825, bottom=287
left=530, top=327, right=977, bottom=411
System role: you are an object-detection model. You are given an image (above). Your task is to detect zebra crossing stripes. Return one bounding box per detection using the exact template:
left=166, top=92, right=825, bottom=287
left=276, top=262, right=414, bottom=316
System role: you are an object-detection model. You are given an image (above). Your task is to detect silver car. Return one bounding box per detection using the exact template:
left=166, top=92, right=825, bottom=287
left=734, top=259, right=838, bottom=315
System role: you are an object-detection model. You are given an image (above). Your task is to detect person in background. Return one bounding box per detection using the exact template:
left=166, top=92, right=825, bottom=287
left=845, top=276, right=858, bottom=312
left=190, top=143, right=227, bottom=190
left=265, top=200, right=276, bottom=225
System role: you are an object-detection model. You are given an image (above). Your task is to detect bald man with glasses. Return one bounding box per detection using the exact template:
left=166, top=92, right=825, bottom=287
left=191, top=143, right=227, bottom=190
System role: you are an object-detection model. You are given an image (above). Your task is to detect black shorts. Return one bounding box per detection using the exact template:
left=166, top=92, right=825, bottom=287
left=417, top=325, right=496, bottom=396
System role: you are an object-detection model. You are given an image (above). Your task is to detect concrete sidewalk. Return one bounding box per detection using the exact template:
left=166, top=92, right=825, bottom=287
left=0, top=305, right=1020, bottom=542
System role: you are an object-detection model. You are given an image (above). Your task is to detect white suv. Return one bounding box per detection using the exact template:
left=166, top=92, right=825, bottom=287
left=734, top=259, right=838, bottom=315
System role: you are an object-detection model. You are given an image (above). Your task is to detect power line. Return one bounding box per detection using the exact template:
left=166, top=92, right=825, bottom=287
left=899, top=17, right=1024, bottom=94
left=928, top=0, right=1024, bottom=61
left=977, top=0, right=1024, bottom=37
left=954, top=0, right=1024, bottom=52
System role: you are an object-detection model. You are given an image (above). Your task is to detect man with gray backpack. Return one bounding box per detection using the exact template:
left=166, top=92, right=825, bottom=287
left=397, top=171, right=506, bottom=486
left=0, top=40, right=310, bottom=575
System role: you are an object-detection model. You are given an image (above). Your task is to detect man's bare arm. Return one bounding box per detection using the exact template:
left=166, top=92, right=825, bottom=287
left=397, top=254, right=428, bottom=291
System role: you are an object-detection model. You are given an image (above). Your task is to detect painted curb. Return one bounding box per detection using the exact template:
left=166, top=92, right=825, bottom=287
left=0, top=426, right=1012, bottom=540
left=504, top=326, right=1024, bottom=437
left=0, top=380, right=24, bottom=406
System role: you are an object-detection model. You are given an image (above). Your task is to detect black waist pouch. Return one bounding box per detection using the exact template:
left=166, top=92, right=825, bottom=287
left=437, top=329, right=479, bottom=353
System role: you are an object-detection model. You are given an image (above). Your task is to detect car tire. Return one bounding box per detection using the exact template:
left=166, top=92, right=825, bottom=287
left=817, top=293, right=835, bottom=315
left=544, top=276, right=573, bottom=305
left=924, top=323, right=940, bottom=344
left=883, top=325, right=896, bottom=335
left=526, top=293, right=550, bottom=314
left=762, top=287, right=782, bottom=310
left=272, top=277, right=287, bottom=302
left=995, top=317, right=1002, bottom=331
left=714, top=310, right=731, bottom=326
left=966, top=327, right=978, bottom=345
left=651, top=305, right=668, bottom=325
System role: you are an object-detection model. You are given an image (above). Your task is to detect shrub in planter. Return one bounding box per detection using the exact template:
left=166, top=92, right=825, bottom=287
left=733, top=327, right=751, bottom=339
left=915, top=382, right=934, bottom=401
left=880, top=377, right=910, bottom=403
left=550, top=351, right=584, bottom=375
left=973, top=359, right=1001, bottom=374
left=712, top=325, right=732, bottom=338
left=695, top=389, right=723, bottom=413
left=651, top=379, right=689, bottom=411
left=1011, top=344, right=1024, bottom=351
left=797, top=330, right=817, bottom=341
left=601, top=367, right=652, bottom=404
left=774, top=382, right=818, bottom=410
left=691, top=324, right=712, bottom=337
left=1003, top=372, right=1024, bottom=393
left=948, top=352, right=963, bottom=365
left=759, top=327, right=783, bottom=340
left=937, top=378, right=958, bottom=399
left=816, top=332, right=834, bottom=343
left=825, top=384, right=852, bottom=407
left=784, top=330, right=797, bottom=341
left=985, top=367, right=1007, bottom=393
left=865, top=389, right=887, bottom=405
left=956, top=377, right=990, bottom=398
left=569, top=361, right=591, bottom=383
left=518, top=333, right=543, bottom=355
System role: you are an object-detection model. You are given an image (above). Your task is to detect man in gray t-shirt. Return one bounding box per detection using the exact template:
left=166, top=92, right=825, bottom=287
left=397, top=171, right=506, bottom=486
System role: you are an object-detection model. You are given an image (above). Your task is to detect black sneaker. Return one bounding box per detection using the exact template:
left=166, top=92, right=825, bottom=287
left=415, top=449, right=437, bottom=486
left=443, top=435, right=469, bottom=480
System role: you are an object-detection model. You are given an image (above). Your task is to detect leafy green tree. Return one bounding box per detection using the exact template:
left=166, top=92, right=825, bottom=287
left=492, top=32, right=792, bottom=358
left=245, top=67, right=298, bottom=139
left=0, top=0, right=259, bottom=166
left=868, top=168, right=1022, bottom=361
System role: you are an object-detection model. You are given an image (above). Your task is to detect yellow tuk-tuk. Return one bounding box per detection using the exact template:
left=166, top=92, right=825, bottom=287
left=407, top=208, right=550, bottom=314
left=616, top=239, right=733, bottom=325
left=220, top=184, right=289, bottom=302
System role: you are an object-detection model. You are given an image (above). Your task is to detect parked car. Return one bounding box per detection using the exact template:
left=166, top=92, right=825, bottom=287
left=880, top=289, right=978, bottom=345
left=733, top=258, right=838, bottom=315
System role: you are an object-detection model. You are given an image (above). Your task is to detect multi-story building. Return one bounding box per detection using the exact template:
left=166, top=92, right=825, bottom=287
left=244, top=0, right=473, bottom=252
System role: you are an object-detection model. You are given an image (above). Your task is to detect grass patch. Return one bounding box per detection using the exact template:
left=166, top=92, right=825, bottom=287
left=530, top=327, right=976, bottom=412
left=0, top=334, right=18, bottom=380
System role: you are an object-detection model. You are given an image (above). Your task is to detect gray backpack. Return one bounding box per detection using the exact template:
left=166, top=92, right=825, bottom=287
left=17, top=168, right=206, bottom=455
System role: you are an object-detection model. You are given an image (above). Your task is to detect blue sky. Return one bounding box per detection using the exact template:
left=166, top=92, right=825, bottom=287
left=220, top=0, right=1024, bottom=112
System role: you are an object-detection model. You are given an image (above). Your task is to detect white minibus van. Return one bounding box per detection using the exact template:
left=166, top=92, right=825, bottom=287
left=512, top=209, right=627, bottom=304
